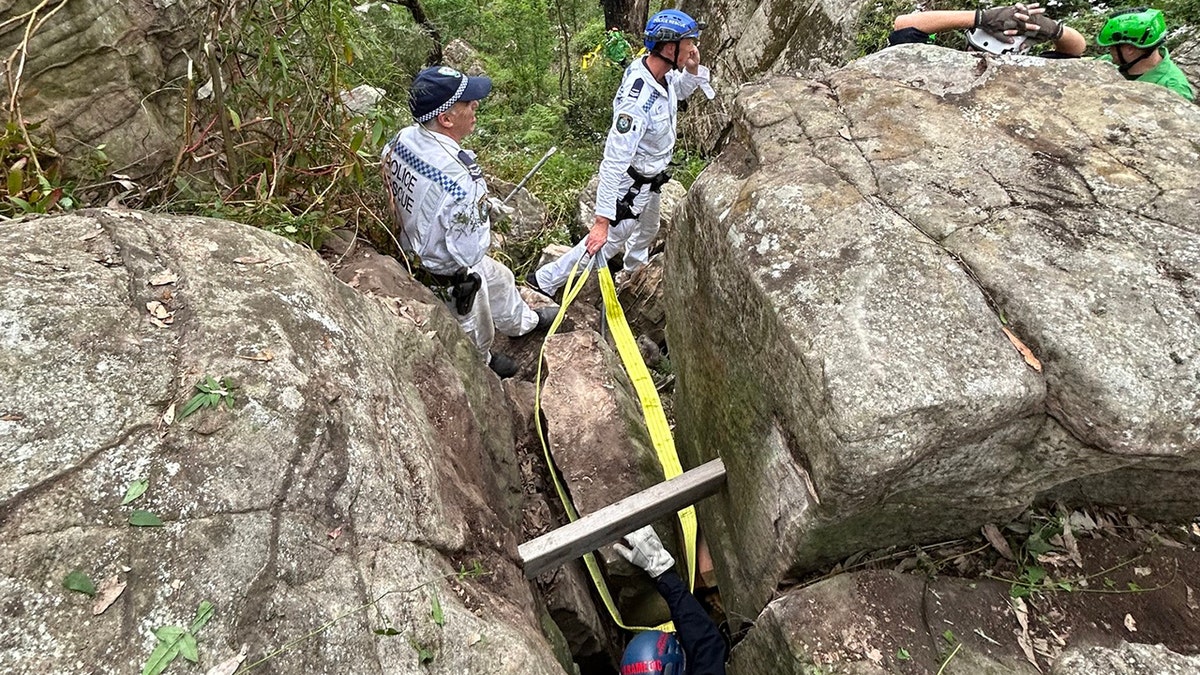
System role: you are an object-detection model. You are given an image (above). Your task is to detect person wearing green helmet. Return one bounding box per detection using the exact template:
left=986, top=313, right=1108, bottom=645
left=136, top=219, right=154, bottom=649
left=1096, top=7, right=1195, bottom=101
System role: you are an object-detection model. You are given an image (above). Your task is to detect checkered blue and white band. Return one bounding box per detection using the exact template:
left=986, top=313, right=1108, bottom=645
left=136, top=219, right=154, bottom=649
left=414, top=75, right=469, bottom=123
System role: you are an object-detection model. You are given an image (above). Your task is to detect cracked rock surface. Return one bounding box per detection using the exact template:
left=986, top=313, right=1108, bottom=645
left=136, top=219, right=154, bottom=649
left=0, top=210, right=563, bottom=673
left=0, top=0, right=206, bottom=180
left=666, top=45, right=1200, bottom=622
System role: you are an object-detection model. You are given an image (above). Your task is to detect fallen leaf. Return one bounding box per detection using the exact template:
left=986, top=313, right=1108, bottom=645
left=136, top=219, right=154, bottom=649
left=121, top=478, right=149, bottom=505
left=1124, top=613, right=1137, bottom=632
left=80, top=229, right=103, bottom=241
left=1061, top=518, right=1082, bottom=568
left=1011, top=597, right=1043, bottom=673
left=838, top=126, right=853, bottom=141
left=1068, top=510, right=1097, bottom=533
left=129, top=510, right=164, bottom=527
left=63, top=569, right=96, bottom=597
left=149, top=317, right=172, bottom=329
left=162, top=404, right=176, bottom=426
left=237, top=350, right=275, bottom=362
left=149, top=270, right=178, bottom=286
left=328, top=525, right=344, bottom=540
left=467, top=633, right=483, bottom=647
left=982, top=523, right=1015, bottom=561
left=204, top=646, right=248, bottom=675
left=1187, top=586, right=1197, bottom=611
left=1, top=412, right=24, bottom=422
left=1134, top=566, right=1151, bottom=577
left=146, top=301, right=171, bottom=319
left=92, top=575, right=126, bottom=615
left=233, top=256, right=270, bottom=265
left=1002, top=327, right=1043, bottom=372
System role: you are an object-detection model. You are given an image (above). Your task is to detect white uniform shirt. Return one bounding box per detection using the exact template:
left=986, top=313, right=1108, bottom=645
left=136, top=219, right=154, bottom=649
left=381, top=125, right=491, bottom=275
left=594, top=57, right=714, bottom=221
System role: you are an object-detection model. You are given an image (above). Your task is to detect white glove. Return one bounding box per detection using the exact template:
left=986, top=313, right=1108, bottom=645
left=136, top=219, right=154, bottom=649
left=485, top=197, right=514, bottom=222
left=613, top=525, right=675, bottom=579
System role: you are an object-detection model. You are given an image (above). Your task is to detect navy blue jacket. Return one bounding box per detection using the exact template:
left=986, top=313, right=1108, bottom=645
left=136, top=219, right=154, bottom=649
left=654, top=571, right=727, bottom=674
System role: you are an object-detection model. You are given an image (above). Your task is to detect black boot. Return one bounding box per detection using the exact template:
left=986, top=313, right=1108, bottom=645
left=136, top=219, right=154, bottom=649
left=488, top=353, right=519, bottom=378
left=534, top=306, right=559, bottom=332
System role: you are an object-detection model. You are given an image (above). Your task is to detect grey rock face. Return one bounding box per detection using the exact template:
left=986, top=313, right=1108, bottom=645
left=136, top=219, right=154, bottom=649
left=0, top=0, right=210, bottom=179
left=0, top=210, right=563, bottom=673
left=666, top=46, right=1200, bottom=621
left=1052, top=642, right=1200, bottom=674
left=679, top=0, right=866, bottom=147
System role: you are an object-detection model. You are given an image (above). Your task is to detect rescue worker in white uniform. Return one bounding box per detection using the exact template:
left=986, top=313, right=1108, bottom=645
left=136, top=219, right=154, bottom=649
left=531, top=9, right=715, bottom=296
left=382, top=66, right=555, bottom=378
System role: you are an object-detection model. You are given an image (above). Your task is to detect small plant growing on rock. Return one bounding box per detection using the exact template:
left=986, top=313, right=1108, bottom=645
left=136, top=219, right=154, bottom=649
left=177, top=376, right=238, bottom=421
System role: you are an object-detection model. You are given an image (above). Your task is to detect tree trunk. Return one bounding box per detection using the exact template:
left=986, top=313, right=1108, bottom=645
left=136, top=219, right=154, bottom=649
left=382, top=0, right=444, bottom=65
left=599, top=0, right=648, bottom=38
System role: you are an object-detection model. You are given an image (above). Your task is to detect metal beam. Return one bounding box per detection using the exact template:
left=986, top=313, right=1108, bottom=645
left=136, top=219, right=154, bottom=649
left=518, top=458, right=726, bottom=579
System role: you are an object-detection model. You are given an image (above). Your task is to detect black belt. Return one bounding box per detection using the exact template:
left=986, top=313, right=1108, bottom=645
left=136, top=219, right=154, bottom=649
left=407, top=257, right=481, bottom=316
left=616, top=167, right=672, bottom=221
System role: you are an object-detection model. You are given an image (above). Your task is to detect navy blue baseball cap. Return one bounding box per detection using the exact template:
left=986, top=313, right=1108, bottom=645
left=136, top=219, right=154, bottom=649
left=410, top=66, right=492, bottom=123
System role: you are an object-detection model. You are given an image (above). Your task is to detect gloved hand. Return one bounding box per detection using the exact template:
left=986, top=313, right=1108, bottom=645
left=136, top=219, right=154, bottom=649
left=974, top=6, right=1024, bottom=43
left=1019, top=8, right=1064, bottom=42
left=614, top=525, right=675, bottom=579
left=485, top=197, right=515, bottom=223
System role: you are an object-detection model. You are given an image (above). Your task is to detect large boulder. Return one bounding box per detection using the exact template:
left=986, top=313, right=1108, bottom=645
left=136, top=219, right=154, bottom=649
left=678, top=0, right=866, bottom=147
left=666, top=45, right=1200, bottom=622
left=0, top=210, right=564, bottom=673
left=0, top=0, right=209, bottom=179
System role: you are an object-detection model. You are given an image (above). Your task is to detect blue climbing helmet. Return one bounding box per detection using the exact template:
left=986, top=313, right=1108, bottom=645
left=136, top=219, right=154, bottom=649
left=620, top=630, right=684, bottom=675
left=644, top=9, right=704, bottom=51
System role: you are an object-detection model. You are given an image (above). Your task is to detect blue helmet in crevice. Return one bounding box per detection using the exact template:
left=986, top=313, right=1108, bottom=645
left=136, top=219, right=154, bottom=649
left=644, top=9, right=704, bottom=51
left=620, top=630, right=684, bottom=675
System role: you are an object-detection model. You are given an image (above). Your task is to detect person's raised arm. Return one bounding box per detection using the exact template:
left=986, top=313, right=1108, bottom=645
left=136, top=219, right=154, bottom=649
left=893, top=9, right=976, bottom=34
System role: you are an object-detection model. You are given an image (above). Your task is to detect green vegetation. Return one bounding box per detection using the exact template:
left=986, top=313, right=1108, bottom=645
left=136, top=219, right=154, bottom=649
left=178, top=376, right=238, bottom=421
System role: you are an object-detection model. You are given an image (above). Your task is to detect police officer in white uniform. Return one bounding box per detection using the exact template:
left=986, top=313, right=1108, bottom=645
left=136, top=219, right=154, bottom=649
left=382, top=66, right=555, bottom=378
left=531, top=10, right=715, bottom=296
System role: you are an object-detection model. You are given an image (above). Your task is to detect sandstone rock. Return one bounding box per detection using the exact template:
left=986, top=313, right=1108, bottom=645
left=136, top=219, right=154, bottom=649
left=0, top=209, right=563, bottom=673
left=539, top=330, right=679, bottom=626
left=678, top=0, right=866, bottom=147
left=0, top=0, right=210, bottom=179
left=666, top=46, right=1200, bottom=622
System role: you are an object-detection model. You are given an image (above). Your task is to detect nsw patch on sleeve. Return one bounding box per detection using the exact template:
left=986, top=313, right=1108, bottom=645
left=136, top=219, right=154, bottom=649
left=615, top=113, right=633, bottom=134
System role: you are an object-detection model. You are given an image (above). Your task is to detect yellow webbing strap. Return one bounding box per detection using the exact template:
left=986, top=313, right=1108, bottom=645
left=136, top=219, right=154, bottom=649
left=532, top=257, right=696, bottom=633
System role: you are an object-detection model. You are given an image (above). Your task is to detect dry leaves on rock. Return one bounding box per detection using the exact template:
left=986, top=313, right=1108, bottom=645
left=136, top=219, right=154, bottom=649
left=146, top=300, right=174, bottom=328
left=1002, top=327, right=1043, bottom=372
left=237, top=350, right=275, bottom=363
left=1123, top=613, right=1137, bottom=632
left=92, top=575, right=126, bottom=615
left=1187, top=585, right=1198, bottom=610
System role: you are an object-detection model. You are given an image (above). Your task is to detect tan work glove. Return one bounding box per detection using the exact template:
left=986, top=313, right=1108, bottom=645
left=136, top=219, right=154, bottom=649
left=613, top=525, right=676, bottom=579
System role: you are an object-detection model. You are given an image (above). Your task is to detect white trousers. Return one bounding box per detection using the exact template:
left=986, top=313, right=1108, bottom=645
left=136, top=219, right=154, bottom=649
left=445, top=256, right=539, bottom=361
left=534, top=191, right=662, bottom=295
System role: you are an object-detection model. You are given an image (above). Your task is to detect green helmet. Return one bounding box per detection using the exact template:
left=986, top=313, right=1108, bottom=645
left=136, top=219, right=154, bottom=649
left=1096, top=7, right=1167, bottom=49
